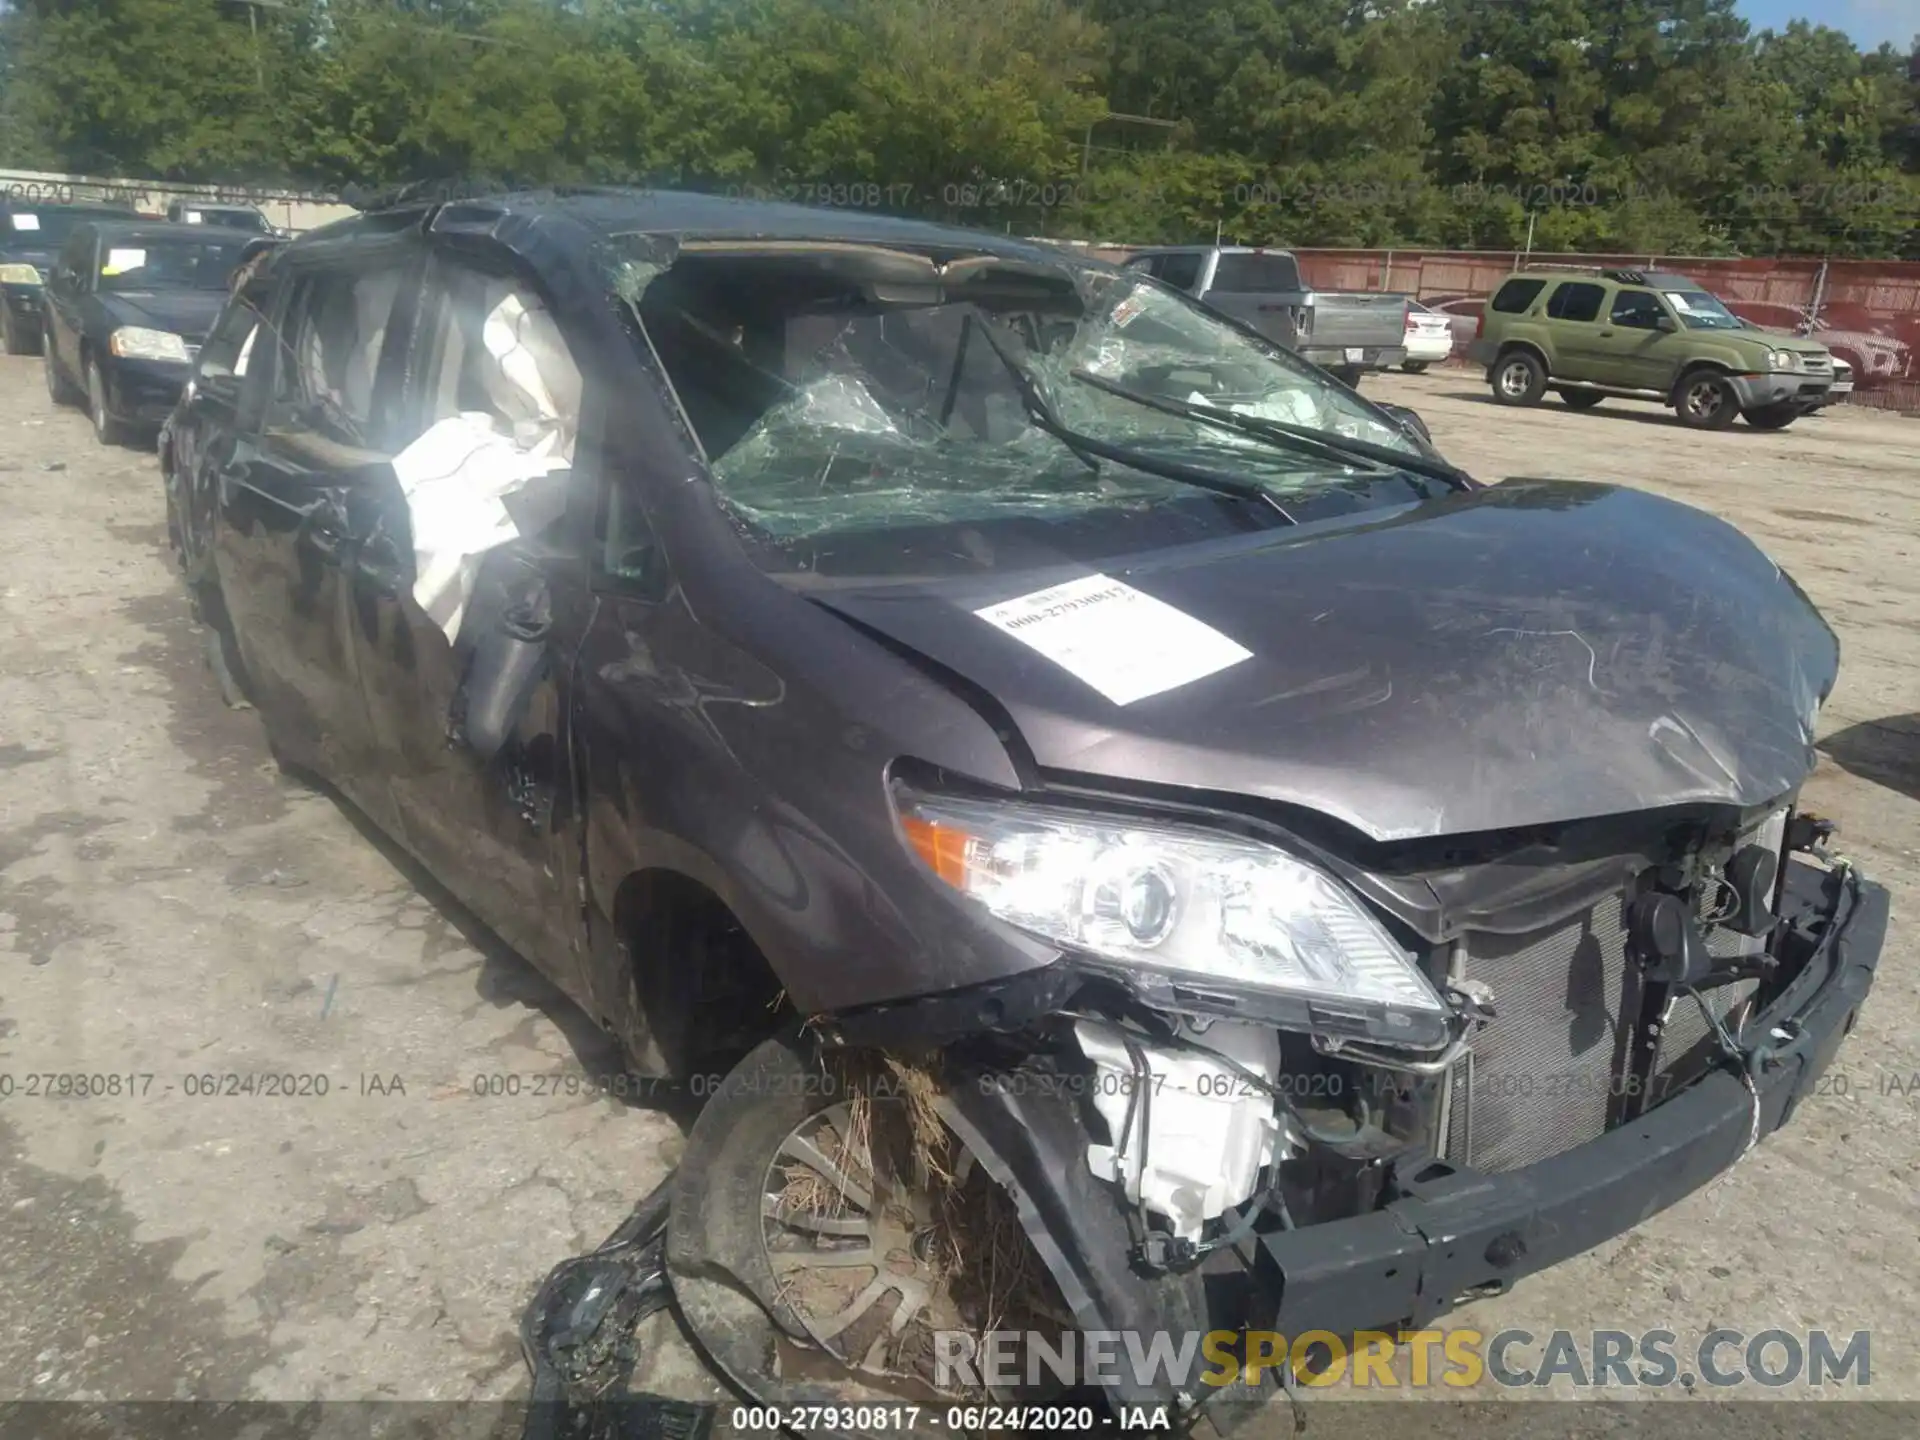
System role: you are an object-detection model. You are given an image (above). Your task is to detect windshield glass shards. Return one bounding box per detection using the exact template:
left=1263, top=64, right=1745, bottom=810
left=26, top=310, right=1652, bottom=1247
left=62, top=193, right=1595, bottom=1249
left=622, top=245, right=1445, bottom=576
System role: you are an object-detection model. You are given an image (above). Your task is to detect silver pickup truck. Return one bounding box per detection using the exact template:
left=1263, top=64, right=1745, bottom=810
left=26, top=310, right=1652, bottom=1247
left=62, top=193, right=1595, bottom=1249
left=1122, top=245, right=1409, bottom=385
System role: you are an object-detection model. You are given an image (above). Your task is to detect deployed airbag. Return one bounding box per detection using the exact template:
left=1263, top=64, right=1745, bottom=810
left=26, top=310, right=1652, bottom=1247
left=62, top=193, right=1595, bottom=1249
left=391, top=288, right=581, bottom=642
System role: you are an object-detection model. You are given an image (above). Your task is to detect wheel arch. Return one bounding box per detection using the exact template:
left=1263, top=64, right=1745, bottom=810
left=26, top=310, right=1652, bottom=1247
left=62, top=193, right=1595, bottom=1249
left=608, top=865, right=789, bottom=1079
left=1493, top=339, right=1550, bottom=371
left=1669, top=358, right=1733, bottom=403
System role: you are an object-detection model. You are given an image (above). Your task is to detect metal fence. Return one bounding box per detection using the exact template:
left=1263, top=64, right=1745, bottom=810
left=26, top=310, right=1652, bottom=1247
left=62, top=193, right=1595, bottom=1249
left=1, top=168, right=356, bottom=235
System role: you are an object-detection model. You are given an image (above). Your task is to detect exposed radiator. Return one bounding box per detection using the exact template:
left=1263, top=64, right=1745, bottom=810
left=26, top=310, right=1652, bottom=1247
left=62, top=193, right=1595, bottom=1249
left=1442, top=894, right=1637, bottom=1174
left=1443, top=808, right=1787, bottom=1174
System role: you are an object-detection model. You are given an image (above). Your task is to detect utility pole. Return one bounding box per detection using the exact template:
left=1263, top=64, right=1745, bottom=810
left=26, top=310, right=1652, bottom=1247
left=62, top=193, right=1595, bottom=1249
left=230, top=0, right=293, bottom=99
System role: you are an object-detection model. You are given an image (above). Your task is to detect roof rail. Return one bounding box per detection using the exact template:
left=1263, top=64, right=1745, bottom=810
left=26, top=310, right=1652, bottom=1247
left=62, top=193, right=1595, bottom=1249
left=1519, top=263, right=1650, bottom=285
left=337, top=176, right=532, bottom=213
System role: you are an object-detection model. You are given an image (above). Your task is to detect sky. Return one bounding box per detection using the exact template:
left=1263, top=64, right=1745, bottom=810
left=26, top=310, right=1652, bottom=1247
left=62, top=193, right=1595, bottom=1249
left=1736, top=0, right=1918, bottom=49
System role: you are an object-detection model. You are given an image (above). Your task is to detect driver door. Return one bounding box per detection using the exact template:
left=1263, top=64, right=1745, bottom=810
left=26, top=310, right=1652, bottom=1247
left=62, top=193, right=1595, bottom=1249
left=343, top=250, right=596, bottom=991
left=1601, top=287, right=1684, bottom=391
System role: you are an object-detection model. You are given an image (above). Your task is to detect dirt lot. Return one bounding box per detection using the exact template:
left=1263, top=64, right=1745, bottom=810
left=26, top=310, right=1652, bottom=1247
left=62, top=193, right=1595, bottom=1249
left=1, top=356, right=1916, bottom=1422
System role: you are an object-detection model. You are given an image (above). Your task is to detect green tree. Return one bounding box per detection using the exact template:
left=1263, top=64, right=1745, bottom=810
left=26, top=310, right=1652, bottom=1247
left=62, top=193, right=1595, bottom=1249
left=1, top=0, right=287, bottom=179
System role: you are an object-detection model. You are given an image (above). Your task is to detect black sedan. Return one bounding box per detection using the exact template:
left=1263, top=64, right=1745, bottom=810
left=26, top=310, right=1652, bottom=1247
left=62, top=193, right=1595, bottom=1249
left=0, top=199, right=136, bottom=355
left=40, top=220, right=254, bottom=444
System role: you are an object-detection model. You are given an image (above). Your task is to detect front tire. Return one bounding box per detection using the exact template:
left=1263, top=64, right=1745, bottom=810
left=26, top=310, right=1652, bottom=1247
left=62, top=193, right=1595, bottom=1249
left=1744, top=403, right=1800, bottom=431
left=87, top=358, right=130, bottom=446
left=1674, top=369, right=1738, bottom=430
left=0, top=307, right=35, bottom=356
left=666, top=1036, right=1068, bottom=1425
left=1491, top=350, right=1547, bottom=406
left=668, top=1036, right=940, bottom=1422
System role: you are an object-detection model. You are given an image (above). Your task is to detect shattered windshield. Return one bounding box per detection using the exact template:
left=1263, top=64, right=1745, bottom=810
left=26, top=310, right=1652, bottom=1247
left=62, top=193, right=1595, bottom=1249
left=1034, top=273, right=1417, bottom=464
left=624, top=246, right=1438, bottom=574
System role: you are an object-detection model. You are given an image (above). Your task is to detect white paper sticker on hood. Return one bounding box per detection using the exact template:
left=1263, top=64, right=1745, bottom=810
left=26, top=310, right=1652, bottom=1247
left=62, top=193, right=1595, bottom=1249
left=11, top=213, right=39, bottom=231
left=974, top=574, right=1252, bottom=706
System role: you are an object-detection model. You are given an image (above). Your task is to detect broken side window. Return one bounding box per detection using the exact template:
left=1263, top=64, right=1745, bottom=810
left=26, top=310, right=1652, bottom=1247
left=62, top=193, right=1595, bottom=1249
left=388, top=257, right=586, bottom=642
left=197, top=297, right=260, bottom=387
left=266, top=265, right=406, bottom=456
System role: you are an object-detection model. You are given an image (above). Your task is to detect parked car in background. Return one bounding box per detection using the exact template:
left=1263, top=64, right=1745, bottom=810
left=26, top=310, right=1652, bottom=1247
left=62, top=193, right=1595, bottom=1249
left=1469, top=267, right=1836, bottom=430
left=1400, top=299, right=1454, bottom=372
left=1724, top=298, right=1911, bottom=394
left=1425, top=295, right=1485, bottom=352
left=40, top=220, right=256, bottom=444
left=1123, top=245, right=1409, bottom=386
left=1736, top=317, right=1853, bottom=412
left=0, top=198, right=137, bottom=354
left=1819, top=357, right=1854, bottom=409
left=165, top=200, right=281, bottom=236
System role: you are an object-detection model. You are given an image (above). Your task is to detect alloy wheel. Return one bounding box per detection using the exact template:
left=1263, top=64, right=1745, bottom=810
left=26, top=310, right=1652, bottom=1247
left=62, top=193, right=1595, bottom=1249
left=1683, top=377, right=1727, bottom=423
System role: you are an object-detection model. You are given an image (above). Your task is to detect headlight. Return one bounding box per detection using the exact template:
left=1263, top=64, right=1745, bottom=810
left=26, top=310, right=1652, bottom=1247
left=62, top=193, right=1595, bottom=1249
left=0, top=263, right=43, bottom=285
left=896, top=790, right=1450, bottom=1050
left=1767, top=349, right=1797, bottom=371
left=110, top=327, right=191, bottom=362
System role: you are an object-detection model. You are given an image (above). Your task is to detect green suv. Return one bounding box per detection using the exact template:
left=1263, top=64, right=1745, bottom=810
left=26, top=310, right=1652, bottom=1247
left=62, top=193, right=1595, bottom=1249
left=1466, top=268, right=1835, bottom=430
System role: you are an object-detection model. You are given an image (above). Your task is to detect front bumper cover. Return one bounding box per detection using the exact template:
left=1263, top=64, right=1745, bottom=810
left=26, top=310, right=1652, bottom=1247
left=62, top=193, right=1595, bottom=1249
left=1728, top=371, right=1832, bottom=410
left=2, top=282, right=42, bottom=321
left=1302, top=344, right=1408, bottom=370
left=103, top=356, right=191, bottom=426
left=943, top=857, right=1886, bottom=1408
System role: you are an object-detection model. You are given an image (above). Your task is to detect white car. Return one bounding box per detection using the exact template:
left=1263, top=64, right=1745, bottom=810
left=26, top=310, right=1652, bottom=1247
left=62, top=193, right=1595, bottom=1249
left=1806, top=357, right=1853, bottom=413
left=1401, top=300, right=1455, bottom=372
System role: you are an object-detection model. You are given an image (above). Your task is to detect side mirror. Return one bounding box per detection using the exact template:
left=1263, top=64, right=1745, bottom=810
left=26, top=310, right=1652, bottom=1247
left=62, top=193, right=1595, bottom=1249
left=454, top=584, right=551, bottom=765
left=1373, top=401, right=1432, bottom=446
left=1655, top=315, right=1679, bottom=333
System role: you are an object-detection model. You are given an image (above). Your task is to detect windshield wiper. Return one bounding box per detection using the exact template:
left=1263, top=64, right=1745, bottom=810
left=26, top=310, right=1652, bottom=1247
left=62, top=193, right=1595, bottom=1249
left=968, top=318, right=1296, bottom=524
left=1069, top=369, right=1475, bottom=491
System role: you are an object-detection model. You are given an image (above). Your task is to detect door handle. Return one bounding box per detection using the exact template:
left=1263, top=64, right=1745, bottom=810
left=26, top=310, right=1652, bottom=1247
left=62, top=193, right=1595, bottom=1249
left=1599, top=330, right=1615, bottom=337
left=305, top=525, right=348, bottom=562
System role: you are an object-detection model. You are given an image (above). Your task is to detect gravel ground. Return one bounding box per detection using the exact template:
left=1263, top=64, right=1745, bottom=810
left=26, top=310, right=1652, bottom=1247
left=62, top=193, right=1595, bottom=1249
left=0, top=355, right=1915, bottom=1427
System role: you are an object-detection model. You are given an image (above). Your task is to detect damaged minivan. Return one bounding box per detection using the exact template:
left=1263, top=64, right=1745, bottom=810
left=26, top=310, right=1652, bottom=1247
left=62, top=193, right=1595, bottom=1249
left=162, top=187, right=1887, bottom=1433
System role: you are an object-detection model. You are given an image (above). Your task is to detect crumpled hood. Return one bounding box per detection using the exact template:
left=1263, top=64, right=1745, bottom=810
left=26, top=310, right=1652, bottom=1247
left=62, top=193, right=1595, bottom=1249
left=101, top=290, right=225, bottom=343
left=810, top=480, right=1839, bottom=842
